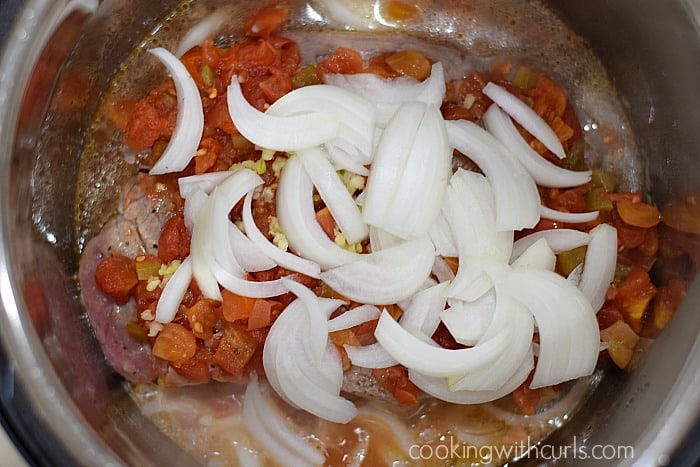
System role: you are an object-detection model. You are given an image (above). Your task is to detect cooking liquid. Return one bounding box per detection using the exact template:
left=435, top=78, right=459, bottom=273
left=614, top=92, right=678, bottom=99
left=74, top=0, right=640, bottom=465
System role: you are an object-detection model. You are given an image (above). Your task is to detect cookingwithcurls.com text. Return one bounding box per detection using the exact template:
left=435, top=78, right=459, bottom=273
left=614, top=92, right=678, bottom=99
left=408, top=436, right=634, bottom=463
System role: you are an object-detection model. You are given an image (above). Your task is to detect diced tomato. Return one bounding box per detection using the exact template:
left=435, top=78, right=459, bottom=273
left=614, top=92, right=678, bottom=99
left=258, top=68, right=292, bottom=103
left=173, top=346, right=212, bottom=383
left=152, top=323, right=197, bottom=366
left=214, top=324, right=258, bottom=375
left=612, top=267, right=656, bottom=334
left=512, top=374, right=543, bottom=416
left=95, top=255, right=138, bottom=304
left=247, top=299, right=276, bottom=331
left=124, top=100, right=166, bottom=150
left=158, top=216, right=191, bottom=263
left=316, top=48, right=365, bottom=79
left=597, top=303, right=625, bottom=330
left=372, top=365, right=421, bottom=406
left=316, top=207, right=337, bottom=239
left=220, top=289, right=257, bottom=323
left=643, top=277, right=688, bottom=338
left=185, top=299, right=219, bottom=340
left=384, top=50, right=432, bottom=81
left=599, top=320, right=640, bottom=370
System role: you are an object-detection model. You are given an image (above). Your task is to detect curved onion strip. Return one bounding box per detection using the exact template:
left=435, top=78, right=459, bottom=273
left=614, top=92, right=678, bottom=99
left=483, top=104, right=591, bottom=187
left=408, top=350, right=533, bottom=405
left=432, top=256, right=456, bottom=283
left=328, top=305, right=381, bottom=332
left=510, top=229, right=591, bottom=261
left=429, top=211, right=458, bottom=258
left=183, top=188, right=208, bottom=231
left=446, top=169, right=514, bottom=261
left=154, top=257, right=193, bottom=323
left=148, top=48, right=204, bottom=175
left=324, top=141, right=371, bottom=176
left=398, top=282, right=449, bottom=337
left=382, top=104, right=451, bottom=239
left=578, top=223, right=618, bottom=312
left=440, top=290, right=496, bottom=346
left=502, top=267, right=599, bottom=388
left=449, top=295, right=534, bottom=392
left=567, top=263, right=584, bottom=286
left=281, top=278, right=334, bottom=359
left=540, top=205, right=599, bottom=224
left=320, top=237, right=436, bottom=305
left=242, top=190, right=321, bottom=278
left=344, top=342, right=398, bottom=369
left=266, top=84, right=376, bottom=160
left=227, top=77, right=339, bottom=151
left=243, top=377, right=325, bottom=466
left=369, top=226, right=403, bottom=252
left=482, top=82, right=566, bottom=159
left=175, top=9, right=228, bottom=57
left=511, top=237, right=556, bottom=270
left=374, top=310, right=510, bottom=378
left=210, top=261, right=288, bottom=298
left=228, top=222, right=276, bottom=272
left=324, top=62, right=446, bottom=127
left=362, top=102, right=425, bottom=229
left=275, top=348, right=357, bottom=423
left=190, top=196, right=223, bottom=300
left=178, top=171, right=232, bottom=198
left=276, top=155, right=359, bottom=270
left=446, top=120, right=540, bottom=231
left=298, top=147, right=368, bottom=243
left=445, top=257, right=500, bottom=303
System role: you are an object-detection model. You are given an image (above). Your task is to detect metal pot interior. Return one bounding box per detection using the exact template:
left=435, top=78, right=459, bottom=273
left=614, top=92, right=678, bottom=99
left=0, top=0, right=698, bottom=465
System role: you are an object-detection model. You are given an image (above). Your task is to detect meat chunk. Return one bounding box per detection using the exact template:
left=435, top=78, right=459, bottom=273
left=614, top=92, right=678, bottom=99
left=79, top=217, right=166, bottom=383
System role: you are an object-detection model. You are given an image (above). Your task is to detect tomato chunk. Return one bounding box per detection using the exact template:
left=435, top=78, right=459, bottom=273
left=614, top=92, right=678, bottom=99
left=95, top=255, right=138, bottom=304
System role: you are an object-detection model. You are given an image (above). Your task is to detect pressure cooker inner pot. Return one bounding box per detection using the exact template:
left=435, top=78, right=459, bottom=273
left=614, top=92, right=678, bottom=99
left=2, top=0, right=699, bottom=465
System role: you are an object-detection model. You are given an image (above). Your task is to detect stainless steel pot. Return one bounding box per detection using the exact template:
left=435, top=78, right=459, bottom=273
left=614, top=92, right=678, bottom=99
left=0, top=0, right=698, bottom=465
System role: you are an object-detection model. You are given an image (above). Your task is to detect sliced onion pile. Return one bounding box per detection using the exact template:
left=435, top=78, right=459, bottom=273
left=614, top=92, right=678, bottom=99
left=146, top=46, right=620, bottom=423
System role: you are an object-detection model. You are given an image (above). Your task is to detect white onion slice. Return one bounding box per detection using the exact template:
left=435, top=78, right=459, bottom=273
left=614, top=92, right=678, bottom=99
left=440, top=290, right=496, bottom=346
left=324, top=62, right=446, bottom=127
left=328, top=305, right=381, bottom=332
left=431, top=256, right=456, bottom=284
left=483, top=104, right=591, bottom=187
left=510, top=237, right=556, bottom=270
left=227, top=76, right=339, bottom=151
left=175, top=9, right=228, bottom=57
left=408, top=350, right=533, bottom=404
left=148, top=48, right=205, bottom=175
left=541, top=205, right=599, bottom=224
left=510, top=229, right=591, bottom=261
left=281, top=278, right=334, bottom=359
left=502, top=267, right=599, bottom=388
left=398, top=282, right=449, bottom=337
left=320, top=237, right=436, bottom=305
left=209, top=260, right=288, bottom=298
left=228, top=222, right=276, bottom=272
left=242, top=190, right=321, bottom=278
left=381, top=104, right=451, bottom=239
left=183, top=188, right=208, bottom=231
left=276, top=155, right=359, bottom=270
left=155, top=257, right=193, bottom=323
left=445, top=169, right=514, bottom=261
left=266, top=84, right=376, bottom=161
left=190, top=195, right=223, bottom=300
left=448, top=295, right=533, bottom=392
left=178, top=171, right=233, bottom=198
left=374, top=310, right=510, bottom=378
left=483, top=82, right=566, bottom=159
left=429, top=211, right=458, bottom=258
left=369, top=226, right=403, bottom=252
left=361, top=102, right=424, bottom=230
left=343, top=342, right=398, bottom=369
left=446, top=120, right=540, bottom=231
left=297, top=147, right=368, bottom=243
left=243, top=377, right=325, bottom=466
left=578, top=223, right=618, bottom=312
